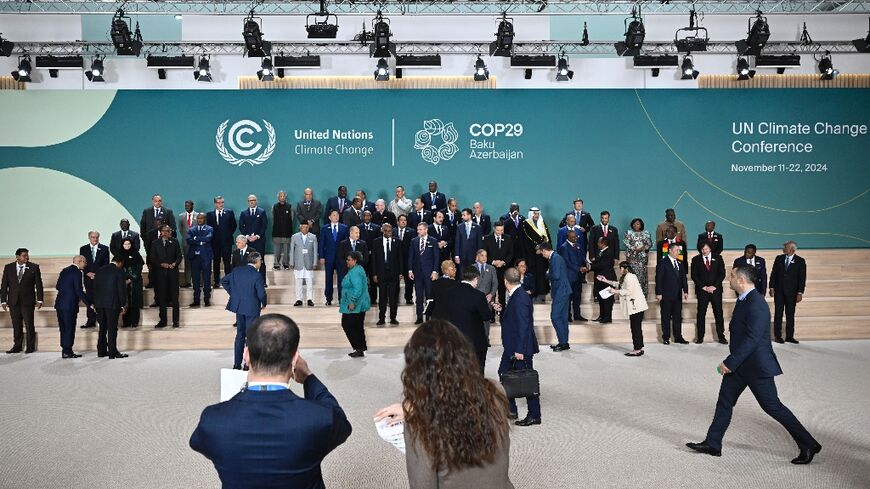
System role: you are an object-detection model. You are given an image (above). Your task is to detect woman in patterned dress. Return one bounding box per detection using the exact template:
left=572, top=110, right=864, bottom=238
left=623, top=218, right=653, bottom=297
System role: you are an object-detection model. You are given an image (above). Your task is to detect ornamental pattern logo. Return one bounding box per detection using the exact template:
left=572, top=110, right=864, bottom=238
left=215, top=119, right=276, bottom=166
left=414, top=119, right=459, bottom=165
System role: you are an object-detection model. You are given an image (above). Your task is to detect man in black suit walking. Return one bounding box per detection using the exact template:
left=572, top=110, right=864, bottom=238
left=769, top=241, right=807, bottom=344
left=110, top=219, right=141, bottom=257
left=206, top=195, right=237, bottom=288
left=656, top=242, right=689, bottom=345
left=691, top=243, right=727, bottom=344
left=1, top=248, right=44, bottom=353
left=80, top=231, right=109, bottom=329
left=372, top=223, right=401, bottom=326
left=93, top=256, right=128, bottom=359
left=444, top=266, right=493, bottom=373
left=150, top=225, right=182, bottom=328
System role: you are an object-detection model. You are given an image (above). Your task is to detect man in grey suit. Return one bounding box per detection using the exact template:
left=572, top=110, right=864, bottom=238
left=289, top=222, right=318, bottom=307
left=178, top=200, right=197, bottom=287
left=473, top=249, right=499, bottom=324
left=295, top=187, right=323, bottom=237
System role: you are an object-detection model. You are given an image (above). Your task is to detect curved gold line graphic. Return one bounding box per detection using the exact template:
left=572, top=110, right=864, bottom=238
left=673, top=191, right=870, bottom=244
left=635, top=90, right=870, bottom=214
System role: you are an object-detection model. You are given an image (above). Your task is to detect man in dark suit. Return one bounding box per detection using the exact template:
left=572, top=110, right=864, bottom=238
left=769, top=241, right=807, bottom=344
left=696, top=220, right=724, bottom=255
left=109, top=219, right=141, bottom=257
left=54, top=255, right=90, bottom=358
left=1, top=248, right=44, bottom=354
left=206, top=195, right=237, bottom=288
left=483, top=222, right=514, bottom=309
left=691, top=243, right=727, bottom=344
left=687, top=265, right=820, bottom=464
left=539, top=242, right=573, bottom=351
left=231, top=235, right=251, bottom=271
left=337, top=226, right=369, bottom=296
left=324, top=185, right=351, bottom=221
left=590, top=237, right=617, bottom=324
left=472, top=202, right=492, bottom=236
left=318, top=211, right=349, bottom=306
left=500, top=203, right=525, bottom=262
left=559, top=230, right=587, bottom=323
left=499, top=267, right=541, bottom=426
left=372, top=199, right=397, bottom=228
left=408, top=223, right=440, bottom=324
left=421, top=180, right=447, bottom=214
left=557, top=214, right=584, bottom=251
left=355, top=189, right=376, bottom=215
left=187, top=213, right=214, bottom=307
left=140, top=194, right=175, bottom=283
left=444, top=198, right=460, bottom=233
left=445, top=266, right=492, bottom=372
left=372, top=223, right=401, bottom=326
left=733, top=244, right=767, bottom=295
left=407, top=198, right=432, bottom=230
left=239, top=194, right=268, bottom=284
left=295, top=187, right=322, bottom=237
left=79, top=231, right=109, bottom=328
left=588, top=211, right=619, bottom=267
left=560, top=198, right=595, bottom=238
left=341, top=197, right=363, bottom=228
left=221, top=252, right=267, bottom=370
left=190, top=314, right=352, bottom=487
left=429, top=211, right=453, bottom=265
left=454, top=208, right=483, bottom=271
left=93, top=257, right=128, bottom=359
left=150, top=225, right=182, bottom=328
left=655, top=242, right=689, bottom=345
left=655, top=225, right=688, bottom=264
left=429, top=260, right=458, bottom=320
left=358, top=211, right=380, bottom=304
left=395, top=215, right=415, bottom=305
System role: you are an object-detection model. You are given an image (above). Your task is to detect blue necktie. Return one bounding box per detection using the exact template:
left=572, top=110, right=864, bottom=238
left=332, top=226, right=337, bottom=242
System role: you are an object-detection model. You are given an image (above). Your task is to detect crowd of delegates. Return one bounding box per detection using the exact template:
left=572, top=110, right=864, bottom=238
left=2, top=181, right=810, bottom=358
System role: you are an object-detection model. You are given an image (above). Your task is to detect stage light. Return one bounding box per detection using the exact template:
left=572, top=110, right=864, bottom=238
left=194, top=56, right=212, bottom=82
left=374, top=57, right=390, bottom=81
left=615, top=6, right=645, bottom=57
left=489, top=13, right=514, bottom=57
left=736, top=56, right=755, bottom=81
left=243, top=10, right=271, bottom=57
left=111, top=9, right=143, bottom=56
left=680, top=55, right=699, bottom=80
left=853, top=17, right=870, bottom=53
left=818, top=52, right=839, bottom=81
left=473, top=56, right=489, bottom=81
left=35, top=55, right=84, bottom=79
left=11, top=55, right=32, bottom=82
left=675, top=9, right=708, bottom=52
left=370, top=11, right=395, bottom=58
left=307, top=0, right=338, bottom=39
left=524, top=69, right=532, bottom=80
left=555, top=55, right=573, bottom=81
left=0, top=33, right=13, bottom=57
left=85, top=56, right=105, bottom=82
left=580, top=22, right=590, bottom=46
left=736, top=11, right=769, bottom=56
left=257, top=57, right=274, bottom=81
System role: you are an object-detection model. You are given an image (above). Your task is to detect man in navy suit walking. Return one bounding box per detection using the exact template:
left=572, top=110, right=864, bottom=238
left=319, top=210, right=349, bottom=306
left=190, top=314, right=351, bottom=488
left=538, top=242, right=572, bottom=352
left=499, top=267, right=541, bottom=426
left=687, top=265, right=821, bottom=464
left=54, top=255, right=91, bottom=358
left=408, top=223, right=440, bottom=324
left=222, top=251, right=267, bottom=370
left=239, top=194, right=268, bottom=284
left=206, top=195, right=237, bottom=288
left=79, top=231, right=109, bottom=329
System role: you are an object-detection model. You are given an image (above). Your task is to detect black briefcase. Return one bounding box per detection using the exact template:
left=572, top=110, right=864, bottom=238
left=499, top=360, right=540, bottom=399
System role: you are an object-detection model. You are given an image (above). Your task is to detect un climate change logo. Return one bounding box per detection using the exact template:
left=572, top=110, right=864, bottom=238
left=215, top=119, right=276, bottom=166
left=414, top=119, right=459, bottom=166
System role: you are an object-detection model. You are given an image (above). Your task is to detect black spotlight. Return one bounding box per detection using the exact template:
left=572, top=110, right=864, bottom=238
left=675, top=9, right=708, bottom=52
left=243, top=10, right=272, bottom=57
left=11, top=55, right=32, bottom=82
left=580, top=22, right=590, bottom=46
left=736, top=11, right=769, bottom=56
left=523, top=68, right=532, bottom=80
left=473, top=55, right=489, bottom=81
left=257, top=57, right=274, bottom=81
left=555, top=55, right=573, bottom=81
left=853, top=17, right=870, bottom=53
left=194, top=56, right=212, bottom=82
left=615, top=6, right=645, bottom=57
left=111, top=9, right=143, bottom=56
left=680, top=55, right=699, bottom=80
left=736, top=56, right=755, bottom=81
left=306, top=0, right=339, bottom=39
left=85, top=56, right=105, bottom=82
left=0, top=33, right=13, bottom=57
left=489, top=13, right=514, bottom=57
left=374, top=57, right=390, bottom=81
left=370, top=11, right=395, bottom=58
left=818, top=51, right=839, bottom=81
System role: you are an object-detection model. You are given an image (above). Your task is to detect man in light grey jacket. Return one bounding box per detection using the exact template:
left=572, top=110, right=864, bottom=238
left=474, top=249, right=499, bottom=324
left=289, top=222, right=319, bottom=307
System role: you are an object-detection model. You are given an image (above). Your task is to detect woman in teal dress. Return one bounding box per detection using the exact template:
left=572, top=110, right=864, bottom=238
left=340, top=251, right=371, bottom=358
left=117, top=238, right=145, bottom=327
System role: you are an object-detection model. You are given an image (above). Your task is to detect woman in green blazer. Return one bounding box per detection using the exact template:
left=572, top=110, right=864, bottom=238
left=340, top=251, right=371, bottom=358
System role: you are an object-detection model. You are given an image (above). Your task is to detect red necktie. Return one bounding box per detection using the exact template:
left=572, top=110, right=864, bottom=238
left=603, top=226, right=608, bottom=237
left=188, top=214, right=192, bottom=227
left=705, top=257, right=710, bottom=271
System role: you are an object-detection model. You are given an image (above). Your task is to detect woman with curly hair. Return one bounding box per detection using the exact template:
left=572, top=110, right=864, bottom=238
left=374, top=319, right=514, bottom=488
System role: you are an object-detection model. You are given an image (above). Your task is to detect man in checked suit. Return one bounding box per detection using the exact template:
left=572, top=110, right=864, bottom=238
left=769, top=241, right=807, bottom=344
left=408, top=222, right=440, bottom=324
left=79, top=231, right=109, bottom=329
left=206, top=195, right=237, bottom=288
left=1, top=248, right=44, bottom=354
left=372, top=223, right=401, bottom=326
left=239, top=194, right=268, bottom=284
left=687, top=265, right=820, bottom=465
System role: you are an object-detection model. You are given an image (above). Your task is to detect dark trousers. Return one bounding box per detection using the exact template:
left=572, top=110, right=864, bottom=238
left=629, top=311, right=645, bottom=350
left=495, top=267, right=507, bottom=308
left=154, top=268, right=180, bottom=325
left=377, top=279, right=399, bottom=321
left=324, top=259, right=339, bottom=302
left=403, top=273, right=414, bottom=303
left=696, top=291, right=725, bottom=340
left=660, top=297, right=684, bottom=341
left=212, top=249, right=232, bottom=286
left=122, top=304, right=140, bottom=327
left=774, top=293, right=798, bottom=340
left=476, top=348, right=488, bottom=374
left=8, top=303, right=36, bottom=350
left=413, top=272, right=433, bottom=320
left=83, top=278, right=96, bottom=326
left=551, top=292, right=571, bottom=345
left=234, top=313, right=258, bottom=368
left=498, top=354, right=541, bottom=419
left=57, top=309, right=77, bottom=352
left=593, top=281, right=614, bottom=321
left=530, top=255, right=550, bottom=297
left=96, top=307, right=120, bottom=355
left=705, top=372, right=817, bottom=452
left=191, top=256, right=212, bottom=304
left=368, top=266, right=378, bottom=305
left=252, top=244, right=267, bottom=283
left=341, top=312, right=367, bottom=351
left=568, top=280, right=583, bottom=318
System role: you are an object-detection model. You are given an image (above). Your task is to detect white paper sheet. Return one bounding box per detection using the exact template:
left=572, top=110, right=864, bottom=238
left=598, top=288, right=614, bottom=299
left=375, top=419, right=406, bottom=454
left=220, top=368, right=248, bottom=402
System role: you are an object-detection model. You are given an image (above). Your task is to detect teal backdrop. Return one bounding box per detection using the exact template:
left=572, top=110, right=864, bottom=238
left=1, top=88, right=869, bottom=255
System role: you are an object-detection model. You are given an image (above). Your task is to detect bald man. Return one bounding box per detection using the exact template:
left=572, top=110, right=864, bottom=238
left=54, top=255, right=91, bottom=358
left=295, top=188, right=323, bottom=237
left=239, top=194, right=268, bottom=284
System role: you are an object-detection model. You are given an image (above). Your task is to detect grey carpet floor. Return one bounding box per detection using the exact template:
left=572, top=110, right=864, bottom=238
left=1, top=340, right=869, bottom=489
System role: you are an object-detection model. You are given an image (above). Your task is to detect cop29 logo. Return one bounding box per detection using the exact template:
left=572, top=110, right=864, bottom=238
left=414, top=118, right=459, bottom=166
left=215, top=119, right=277, bottom=166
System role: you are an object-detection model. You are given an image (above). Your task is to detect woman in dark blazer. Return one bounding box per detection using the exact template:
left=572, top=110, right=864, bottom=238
left=516, top=258, right=536, bottom=296
left=339, top=251, right=371, bottom=358
left=117, top=238, right=144, bottom=327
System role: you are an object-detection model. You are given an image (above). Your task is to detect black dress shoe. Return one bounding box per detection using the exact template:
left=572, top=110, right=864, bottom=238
left=172, top=323, right=180, bottom=328
left=326, top=300, right=333, bottom=306
left=376, top=320, right=386, bottom=326
left=242, top=365, right=249, bottom=372
left=718, top=338, right=728, bottom=345
left=694, top=339, right=704, bottom=344
left=181, top=284, right=191, bottom=288
left=414, top=318, right=423, bottom=325
left=204, top=300, right=211, bottom=307
left=599, top=319, right=612, bottom=324
left=273, top=266, right=282, bottom=271
left=625, top=350, right=644, bottom=357
left=675, top=339, right=690, bottom=344
left=348, top=350, right=365, bottom=358
left=686, top=441, right=721, bottom=457
left=62, top=352, right=83, bottom=359
left=189, top=302, right=200, bottom=308
left=109, top=352, right=129, bottom=359
left=232, top=365, right=241, bottom=370
left=509, top=413, right=519, bottom=421
left=405, top=300, right=414, bottom=305
left=6, top=348, right=22, bottom=354
left=24, top=349, right=35, bottom=354
left=549, top=344, right=558, bottom=350
left=81, top=324, right=96, bottom=329
left=390, top=319, right=399, bottom=325
left=663, top=339, right=671, bottom=345
left=774, top=337, right=785, bottom=344
left=576, top=316, right=589, bottom=322
left=786, top=338, right=800, bottom=344
left=307, top=300, right=315, bottom=307
left=283, top=265, right=290, bottom=270
left=155, top=323, right=167, bottom=328
left=213, top=283, right=221, bottom=289
left=97, top=351, right=108, bottom=358
left=791, top=443, right=821, bottom=465
left=515, top=417, right=541, bottom=427
left=294, top=300, right=303, bottom=307
left=553, top=344, right=570, bottom=352
left=592, top=317, right=601, bottom=322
